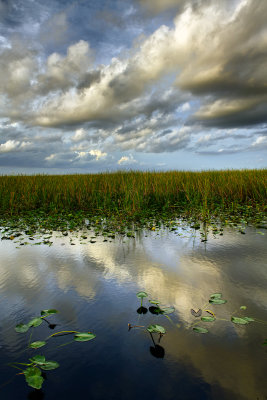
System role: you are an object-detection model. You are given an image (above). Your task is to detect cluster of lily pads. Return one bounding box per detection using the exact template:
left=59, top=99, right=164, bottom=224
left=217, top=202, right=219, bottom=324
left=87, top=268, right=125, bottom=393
left=191, top=293, right=257, bottom=334
left=0, top=203, right=265, bottom=248
left=10, top=309, right=96, bottom=390
left=130, top=291, right=175, bottom=346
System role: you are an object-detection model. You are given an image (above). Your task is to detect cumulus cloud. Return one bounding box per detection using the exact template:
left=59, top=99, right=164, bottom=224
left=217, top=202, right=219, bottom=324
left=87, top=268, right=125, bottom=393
left=0, top=139, right=31, bottom=153
left=118, top=154, right=137, bottom=165
left=0, top=0, right=266, bottom=170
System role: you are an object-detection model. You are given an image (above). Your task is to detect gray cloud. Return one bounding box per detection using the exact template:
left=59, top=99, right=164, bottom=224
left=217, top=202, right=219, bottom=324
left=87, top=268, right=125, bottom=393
left=0, top=0, right=266, bottom=170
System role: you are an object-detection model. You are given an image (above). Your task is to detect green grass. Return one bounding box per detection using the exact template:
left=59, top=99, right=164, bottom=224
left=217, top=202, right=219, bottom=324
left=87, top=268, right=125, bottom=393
left=0, top=169, right=266, bottom=219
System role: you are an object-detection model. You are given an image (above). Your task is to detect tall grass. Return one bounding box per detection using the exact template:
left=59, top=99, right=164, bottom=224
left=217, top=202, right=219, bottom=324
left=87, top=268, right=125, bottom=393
left=0, top=170, right=266, bottom=218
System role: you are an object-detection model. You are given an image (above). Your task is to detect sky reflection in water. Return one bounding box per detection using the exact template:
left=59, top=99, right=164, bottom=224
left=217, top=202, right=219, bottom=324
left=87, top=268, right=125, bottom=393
left=0, top=226, right=266, bottom=399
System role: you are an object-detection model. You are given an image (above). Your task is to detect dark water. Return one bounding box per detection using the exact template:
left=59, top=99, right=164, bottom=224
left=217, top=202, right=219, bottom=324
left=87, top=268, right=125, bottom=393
left=0, top=225, right=266, bottom=400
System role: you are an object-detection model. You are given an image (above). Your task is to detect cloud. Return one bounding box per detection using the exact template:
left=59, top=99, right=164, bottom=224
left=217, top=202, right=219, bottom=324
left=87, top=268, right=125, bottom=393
left=0, top=0, right=267, bottom=169
left=71, top=128, right=87, bottom=142
left=88, top=149, right=107, bottom=160
left=0, top=139, right=31, bottom=153
left=118, top=154, right=137, bottom=165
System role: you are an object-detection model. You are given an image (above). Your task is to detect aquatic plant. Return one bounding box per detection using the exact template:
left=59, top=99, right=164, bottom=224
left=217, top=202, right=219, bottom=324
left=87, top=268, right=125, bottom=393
left=136, top=291, right=148, bottom=307
left=10, top=309, right=96, bottom=390
left=0, top=170, right=265, bottom=240
left=191, top=294, right=263, bottom=334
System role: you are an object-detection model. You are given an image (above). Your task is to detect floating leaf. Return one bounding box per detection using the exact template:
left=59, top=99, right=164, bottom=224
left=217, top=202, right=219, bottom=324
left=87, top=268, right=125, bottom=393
left=15, top=323, right=29, bottom=333
left=149, top=300, right=160, bottom=305
left=29, top=355, right=46, bottom=364
left=263, top=339, right=267, bottom=346
left=201, top=316, right=215, bottom=322
left=240, top=306, right=247, bottom=310
left=161, top=307, right=175, bottom=315
left=147, top=324, right=166, bottom=334
left=28, top=317, right=43, bottom=327
left=39, top=361, right=59, bottom=371
left=209, top=298, right=227, bottom=304
left=243, top=317, right=254, bottom=322
left=191, top=309, right=202, bottom=317
left=136, top=291, right=148, bottom=299
left=24, top=367, right=42, bottom=378
left=210, top=293, right=222, bottom=299
left=29, top=341, right=46, bottom=349
left=231, top=317, right=249, bottom=325
left=74, top=332, right=96, bottom=342
left=25, top=375, right=44, bottom=390
left=40, top=309, right=58, bottom=316
left=193, top=327, right=208, bottom=334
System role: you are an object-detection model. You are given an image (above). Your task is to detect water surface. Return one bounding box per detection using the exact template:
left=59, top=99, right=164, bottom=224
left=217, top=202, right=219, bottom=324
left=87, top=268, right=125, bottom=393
left=0, top=225, right=266, bottom=399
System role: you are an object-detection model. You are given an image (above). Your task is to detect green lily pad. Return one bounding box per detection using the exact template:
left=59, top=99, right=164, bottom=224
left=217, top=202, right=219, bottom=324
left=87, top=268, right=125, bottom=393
left=243, top=317, right=254, bottom=322
left=210, top=293, right=222, bottom=299
left=29, top=355, right=46, bottom=364
left=28, top=317, right=43, bottom=327
left=201, top=316, right=216, bottom=322
left=39, top=361, right=59, bottom=370
left=161, top=307, right=175, bottom=315
left=231, top=317, right=249, bottom=325
left=74, top=332, right=96, bottom=342
left=193, top=327, right=209, bottom=334
left=40, top=309, right=58, bottom=316
left=24, top=367, right=42, bottom=378
left=15, top=323, right=29, bottom=333
left=209, top=298, right=227, bottom=304
left=147, top=324, right=166, bottom=334
left=149, top=300, right=160, bottom=305
left=136, top=291, right=148, bottom=299
left=29, top=341, right=46, bottom=349
left=25, top=375, right=44, bottom=390
left=240, top=306, right=247, bottom=310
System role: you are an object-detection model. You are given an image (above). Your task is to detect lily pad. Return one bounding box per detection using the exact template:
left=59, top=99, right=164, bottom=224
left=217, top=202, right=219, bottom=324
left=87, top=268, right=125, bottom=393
left=243, top=317, right=254, bottom=322
left=161, top=307, right=175, bottom=315
left=24, top=367, right=42, bottom=378
left=25, top=375, right=44, bottom=390
left=210, top=293, right=222, bottom=299
left=231, top=317, right=249, bottom=325
left=201, top=316, right=215, bottom=322
left=149, top=300, right=160, bottom=305
left=240, top=306, right=247, bottom=310
left=15, top=323, right=30, bottom=333
left=39, top=361, right=59, bottom=370
left=29, top=355, right=46, bottom=364
left=29, top=341, right=46, bottom=349
left=147, top=324, right=166, bottom=334
left=74, top=332, right=96, bottom=342
left=28, top=317, right=43, bottom=327
left=136, top=291, right=148, bottom=299
left=209, top=298, right=227, bottom=304
left=40, top=309, right=58, bottom=316
left=193, top=327, right=209, bottom=334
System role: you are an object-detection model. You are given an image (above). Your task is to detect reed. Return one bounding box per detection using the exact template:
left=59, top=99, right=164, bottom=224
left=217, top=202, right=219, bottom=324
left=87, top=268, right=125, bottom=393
left=0, top=169, right=266, bottom=219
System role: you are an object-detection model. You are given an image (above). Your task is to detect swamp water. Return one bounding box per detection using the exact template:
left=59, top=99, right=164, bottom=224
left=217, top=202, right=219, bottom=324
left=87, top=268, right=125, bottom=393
left=0, top=224, right=266, bottom=400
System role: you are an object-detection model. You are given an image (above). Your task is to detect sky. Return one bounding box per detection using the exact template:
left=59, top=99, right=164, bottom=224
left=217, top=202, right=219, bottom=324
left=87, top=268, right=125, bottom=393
left=0, top=0, right=266, bottom=174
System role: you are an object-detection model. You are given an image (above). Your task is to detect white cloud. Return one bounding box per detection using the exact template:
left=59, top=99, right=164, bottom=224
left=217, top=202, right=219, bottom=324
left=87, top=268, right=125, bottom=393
left=89, top=150, right=107, bottom=160
left=118, top=154, right=137, bottom=165
left=0, top=140, right=20, bottom=153
left=72, top=128, right=87, bottom=142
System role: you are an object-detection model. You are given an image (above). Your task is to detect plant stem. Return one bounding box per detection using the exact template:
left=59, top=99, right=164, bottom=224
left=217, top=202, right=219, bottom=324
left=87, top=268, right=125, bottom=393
left=47, top=330, right=78, bottom=339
